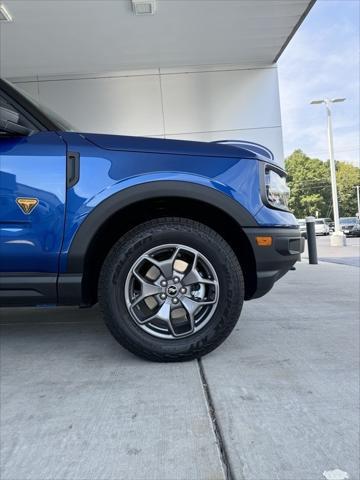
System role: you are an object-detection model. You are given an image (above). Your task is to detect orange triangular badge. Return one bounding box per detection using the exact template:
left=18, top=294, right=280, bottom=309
left=16, top=197, right=39, bottom=215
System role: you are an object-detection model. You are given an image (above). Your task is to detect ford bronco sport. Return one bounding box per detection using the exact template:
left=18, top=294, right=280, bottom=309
left=0, top=78, right=304, bottom=361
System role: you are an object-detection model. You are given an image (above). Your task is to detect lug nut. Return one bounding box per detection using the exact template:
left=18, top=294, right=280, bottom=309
left=180, top=287, right=187, bottom=294
left=173, top=277, right=180, bottom=284
left=160, top=293, right=167, bottom=300
left=172, top=298, right=179, bottom=304
left=160, top=280, right=167, bottom=287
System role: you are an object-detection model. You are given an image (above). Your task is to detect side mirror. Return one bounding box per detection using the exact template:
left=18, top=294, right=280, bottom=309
left=0, top=106, right=32, bottom=136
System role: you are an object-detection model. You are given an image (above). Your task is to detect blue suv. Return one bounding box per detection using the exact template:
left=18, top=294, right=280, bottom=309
left=0, top=78, right=304, bottom=361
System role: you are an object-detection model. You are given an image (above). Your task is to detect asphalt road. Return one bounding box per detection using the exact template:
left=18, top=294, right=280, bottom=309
left=1, top=261, right=359, bottom=480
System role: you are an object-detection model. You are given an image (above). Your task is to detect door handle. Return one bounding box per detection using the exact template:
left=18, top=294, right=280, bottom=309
left=67, top=152, right=80, bottom=188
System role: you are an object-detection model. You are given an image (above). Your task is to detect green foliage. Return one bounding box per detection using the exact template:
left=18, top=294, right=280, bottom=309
left=285, top=149, right=360, bottom=219
left=336, top=161, right=360, bottom=217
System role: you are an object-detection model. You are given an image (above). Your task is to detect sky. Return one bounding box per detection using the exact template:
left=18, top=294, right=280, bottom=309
left=278, top=0, right=360, bottom=165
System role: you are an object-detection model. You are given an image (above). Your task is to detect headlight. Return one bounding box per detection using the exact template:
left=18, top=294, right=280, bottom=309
left=264, top=166, right=290, bottom=211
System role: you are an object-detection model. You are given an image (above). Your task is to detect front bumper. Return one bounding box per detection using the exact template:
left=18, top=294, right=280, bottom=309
left=243, top=228, right=305, bottom=299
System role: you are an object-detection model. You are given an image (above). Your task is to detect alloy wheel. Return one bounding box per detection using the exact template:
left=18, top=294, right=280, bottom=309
left=124, top=244, right=219, bottom=339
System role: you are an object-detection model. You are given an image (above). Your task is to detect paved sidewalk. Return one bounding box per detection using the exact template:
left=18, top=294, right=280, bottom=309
left=0, top=310, right=223, bottom=480
left=203, top=261, right=359, bottom=480
left=1, top=262, right=359, bottom=480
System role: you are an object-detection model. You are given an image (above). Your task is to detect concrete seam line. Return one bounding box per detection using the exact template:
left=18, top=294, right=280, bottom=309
left=197, top=358, right=235, bottom=480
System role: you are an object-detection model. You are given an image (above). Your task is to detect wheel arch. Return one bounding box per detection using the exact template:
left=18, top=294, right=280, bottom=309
left=64, top=181, right=258, bottom=304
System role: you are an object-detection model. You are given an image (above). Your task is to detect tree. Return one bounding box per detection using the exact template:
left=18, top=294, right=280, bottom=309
left=336, top=161, right=360, bottom=217
left=285, top=150, right=331, bottom=218
left=285, top=149, right=360, bottom=219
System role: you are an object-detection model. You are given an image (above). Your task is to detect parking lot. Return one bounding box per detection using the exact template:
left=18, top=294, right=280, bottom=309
left=1, top=250, right=359, bottom=480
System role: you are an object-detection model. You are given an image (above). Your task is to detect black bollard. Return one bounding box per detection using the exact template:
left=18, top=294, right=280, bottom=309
left=306, top=216, right=318, bottom=264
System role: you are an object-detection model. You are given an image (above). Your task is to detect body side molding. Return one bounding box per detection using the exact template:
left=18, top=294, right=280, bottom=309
left=0, top=273, right=57, bottom=307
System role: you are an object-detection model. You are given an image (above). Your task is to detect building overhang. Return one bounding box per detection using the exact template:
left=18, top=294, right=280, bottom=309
left=0, top=0, right=315, bottom=78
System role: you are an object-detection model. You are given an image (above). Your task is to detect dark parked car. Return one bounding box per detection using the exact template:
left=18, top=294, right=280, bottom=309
left=324, top=218, right=334, bottom=232
left=340, top=217, right=358, bottom=235
left=346, top=221, right=360, bottom=237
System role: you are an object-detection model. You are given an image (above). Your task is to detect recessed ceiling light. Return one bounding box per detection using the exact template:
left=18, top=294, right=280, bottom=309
left=131, top=0, right=156, bottom=15
left=0, top=3, right=12, bottom=22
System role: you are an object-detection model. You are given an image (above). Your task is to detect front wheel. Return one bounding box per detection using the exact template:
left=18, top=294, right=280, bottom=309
left=99, top=218, right=244, bottom=362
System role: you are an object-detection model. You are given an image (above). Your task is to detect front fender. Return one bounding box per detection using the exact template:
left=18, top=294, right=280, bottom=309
left=62, top=178, right=258, bottom=273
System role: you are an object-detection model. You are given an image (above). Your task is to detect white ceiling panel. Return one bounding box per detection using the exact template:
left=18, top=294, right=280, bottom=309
left=0, top=0, right=315, bottom=78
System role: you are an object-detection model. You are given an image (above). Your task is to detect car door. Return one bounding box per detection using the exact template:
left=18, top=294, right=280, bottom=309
left=0, top=94, right=67, bottom=305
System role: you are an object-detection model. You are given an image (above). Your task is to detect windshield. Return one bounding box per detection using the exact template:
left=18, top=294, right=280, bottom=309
left=12, top=82, right=75, bottom=132
left=315, top=220, right=324, bottom=225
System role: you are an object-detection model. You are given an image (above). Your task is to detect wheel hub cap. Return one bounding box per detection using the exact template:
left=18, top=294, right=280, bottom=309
left=167, top=285, right=178, bottom=297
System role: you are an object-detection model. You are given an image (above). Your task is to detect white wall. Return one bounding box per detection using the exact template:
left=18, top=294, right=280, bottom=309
left=13, top=65, right=284, bottom=163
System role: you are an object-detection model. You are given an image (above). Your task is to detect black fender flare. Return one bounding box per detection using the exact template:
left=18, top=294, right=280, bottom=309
left=66, top=180, right=258, bottom=273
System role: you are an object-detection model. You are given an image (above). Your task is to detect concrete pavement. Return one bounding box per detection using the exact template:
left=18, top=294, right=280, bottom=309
left=202, top=261, right=359, bottom=480
left=303, top=236, right=360, bottom=267
left=0, top=309, right=224, bottom=480
left=1, top=261, right=359, bottom=480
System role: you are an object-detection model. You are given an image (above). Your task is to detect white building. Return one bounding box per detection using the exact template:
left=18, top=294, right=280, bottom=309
left=0, top=0, right=315, bottom=165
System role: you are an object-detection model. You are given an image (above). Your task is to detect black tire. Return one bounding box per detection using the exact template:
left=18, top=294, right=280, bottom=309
left=98, top=217, right=244, bottom=362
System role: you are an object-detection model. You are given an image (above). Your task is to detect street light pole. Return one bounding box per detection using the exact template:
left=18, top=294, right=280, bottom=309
left=325, top=101, right=341, bottom=235
left=310, top=98, right=346, bottom=246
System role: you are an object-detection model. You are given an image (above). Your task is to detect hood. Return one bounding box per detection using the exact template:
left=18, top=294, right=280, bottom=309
left=81, top=133, right=274, bottom=163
